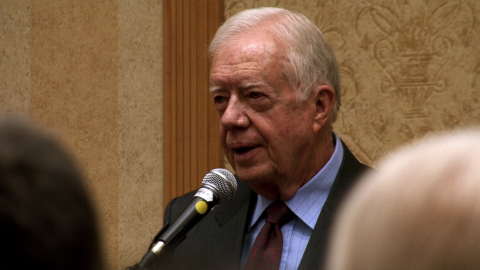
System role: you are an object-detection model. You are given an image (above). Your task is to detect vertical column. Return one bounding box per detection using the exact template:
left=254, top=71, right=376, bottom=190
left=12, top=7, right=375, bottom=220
left=163, top=0, right=225, bottom=206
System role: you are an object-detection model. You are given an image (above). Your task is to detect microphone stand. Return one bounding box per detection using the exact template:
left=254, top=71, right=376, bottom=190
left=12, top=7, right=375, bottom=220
left=137, top=240, right=165, bottom=268
left=125, top=224, right=171, bottom=270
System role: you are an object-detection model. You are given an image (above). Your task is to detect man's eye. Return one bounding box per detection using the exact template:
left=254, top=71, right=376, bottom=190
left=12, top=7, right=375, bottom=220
left=214, top=96, right=227, bottom=104
left=249, top=92, right=263, bottom=99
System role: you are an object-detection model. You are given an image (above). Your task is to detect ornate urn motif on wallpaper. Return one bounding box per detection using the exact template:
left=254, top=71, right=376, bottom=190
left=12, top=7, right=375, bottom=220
left=357, top=2, right=474, bottom=119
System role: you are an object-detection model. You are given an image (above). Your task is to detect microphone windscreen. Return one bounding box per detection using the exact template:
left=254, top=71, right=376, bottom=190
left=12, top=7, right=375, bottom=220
left=202, top=168, right=237, bottom=203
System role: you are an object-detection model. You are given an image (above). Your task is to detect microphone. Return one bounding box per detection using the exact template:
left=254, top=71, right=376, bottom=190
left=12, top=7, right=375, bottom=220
left=138, top=168, right=237, bottom=268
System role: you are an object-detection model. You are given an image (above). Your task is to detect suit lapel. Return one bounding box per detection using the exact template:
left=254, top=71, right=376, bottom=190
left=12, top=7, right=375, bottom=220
left=298, top=142, right=368, bottom=270
left=213, top=179, right=255, bottom=267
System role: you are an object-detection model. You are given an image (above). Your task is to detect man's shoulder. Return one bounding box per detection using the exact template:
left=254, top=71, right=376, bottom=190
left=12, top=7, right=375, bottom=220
left=164, top=190, right=197, bottom=216
left=339, top=139, right=370, bottom=171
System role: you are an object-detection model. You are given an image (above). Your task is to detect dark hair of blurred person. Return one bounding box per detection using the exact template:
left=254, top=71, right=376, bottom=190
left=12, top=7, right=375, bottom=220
left=0, top=116, right=104, bottom=270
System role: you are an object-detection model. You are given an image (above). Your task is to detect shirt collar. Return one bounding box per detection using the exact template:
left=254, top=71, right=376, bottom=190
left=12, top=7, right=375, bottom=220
left=249, top=132, right=344, bottom=230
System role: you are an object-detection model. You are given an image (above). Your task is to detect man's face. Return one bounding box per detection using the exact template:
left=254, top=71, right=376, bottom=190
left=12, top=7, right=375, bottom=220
left=210, top=32, right=319, bottom=193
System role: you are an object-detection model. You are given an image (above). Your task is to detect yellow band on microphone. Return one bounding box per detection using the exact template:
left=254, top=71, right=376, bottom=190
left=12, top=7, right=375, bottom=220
left=195, top=201, right=208, bottom=214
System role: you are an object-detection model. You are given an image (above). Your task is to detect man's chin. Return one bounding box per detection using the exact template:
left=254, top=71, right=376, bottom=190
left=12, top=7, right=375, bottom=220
left=234, top=166, right=270, bottom=185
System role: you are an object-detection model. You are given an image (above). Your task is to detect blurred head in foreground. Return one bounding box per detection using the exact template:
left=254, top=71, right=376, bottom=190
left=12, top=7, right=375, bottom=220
left=0, top=116, right=104, bottom=270
left=327, top=129, right=480, bottom=270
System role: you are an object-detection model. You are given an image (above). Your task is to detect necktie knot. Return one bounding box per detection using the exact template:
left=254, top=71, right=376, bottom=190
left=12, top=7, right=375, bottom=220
left=266, top=201, right=293, bottom=227
left=245, top=201, right=293, bottom=270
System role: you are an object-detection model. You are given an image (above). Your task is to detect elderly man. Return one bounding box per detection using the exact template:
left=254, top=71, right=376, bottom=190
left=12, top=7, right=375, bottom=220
left=155, top=7, right=367, bottom=270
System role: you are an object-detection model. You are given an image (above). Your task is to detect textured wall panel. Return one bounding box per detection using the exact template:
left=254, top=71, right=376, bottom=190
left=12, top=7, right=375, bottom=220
left=0, top=1, right=31, bottom=114
left=118, top=0, right=163, bottom=268
left=30, top=1, right=119, bottom=269
left=224, top=0, right=480, bottom=166
left=2, top=1, right=166, bottom=269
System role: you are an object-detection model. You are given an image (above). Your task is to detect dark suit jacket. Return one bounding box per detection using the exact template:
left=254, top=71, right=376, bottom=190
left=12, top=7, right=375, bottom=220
left=153, top=142, right=368, bottom=270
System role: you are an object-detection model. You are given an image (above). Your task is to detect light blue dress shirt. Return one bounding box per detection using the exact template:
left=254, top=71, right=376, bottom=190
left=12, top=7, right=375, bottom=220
left=240, top=133, right=344, bottom=270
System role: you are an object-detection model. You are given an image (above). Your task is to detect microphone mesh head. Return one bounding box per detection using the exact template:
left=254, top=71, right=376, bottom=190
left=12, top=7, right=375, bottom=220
left=202, top=168, right=237, bottom=204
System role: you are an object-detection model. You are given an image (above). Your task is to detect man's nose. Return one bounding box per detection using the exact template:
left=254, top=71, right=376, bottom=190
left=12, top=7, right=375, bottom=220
left=220, top=97, right=250, bottom=130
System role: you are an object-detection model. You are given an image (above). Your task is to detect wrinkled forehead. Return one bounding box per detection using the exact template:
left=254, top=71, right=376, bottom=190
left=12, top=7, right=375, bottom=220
left=212, top=29, right=288, bottom=68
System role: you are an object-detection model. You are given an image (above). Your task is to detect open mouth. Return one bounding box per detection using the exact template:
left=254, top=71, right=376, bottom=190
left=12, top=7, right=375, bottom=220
left=234, top=146, right=256, bottom=154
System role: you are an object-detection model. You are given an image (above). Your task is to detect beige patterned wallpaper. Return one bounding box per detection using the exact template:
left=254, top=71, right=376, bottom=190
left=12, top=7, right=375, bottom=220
left=225, top=0, right=480, bottom=166
left=1, top=1, right=163, bottom=269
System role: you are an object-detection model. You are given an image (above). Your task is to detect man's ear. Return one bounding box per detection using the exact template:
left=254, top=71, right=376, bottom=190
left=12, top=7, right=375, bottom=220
left=313, top=84, right=336, bottom=133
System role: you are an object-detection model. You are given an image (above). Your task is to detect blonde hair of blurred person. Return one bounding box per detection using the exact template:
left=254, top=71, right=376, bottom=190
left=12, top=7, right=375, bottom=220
left=327, top=129, right=480, bottom=270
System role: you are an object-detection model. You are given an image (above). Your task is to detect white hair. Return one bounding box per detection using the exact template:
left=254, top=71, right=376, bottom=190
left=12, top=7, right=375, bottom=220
left=209, top=7, right=341, bottom=122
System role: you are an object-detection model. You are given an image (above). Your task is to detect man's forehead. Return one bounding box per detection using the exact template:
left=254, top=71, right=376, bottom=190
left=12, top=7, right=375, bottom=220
left=216, top=42, right=278, bottom=63
left=217, top=27, right=286, bottom=56
left=209, top=62, right=269, bottom=87
left=212, top=41, right=288, bottom=80
left=210, top=29, right=289, bottom=88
